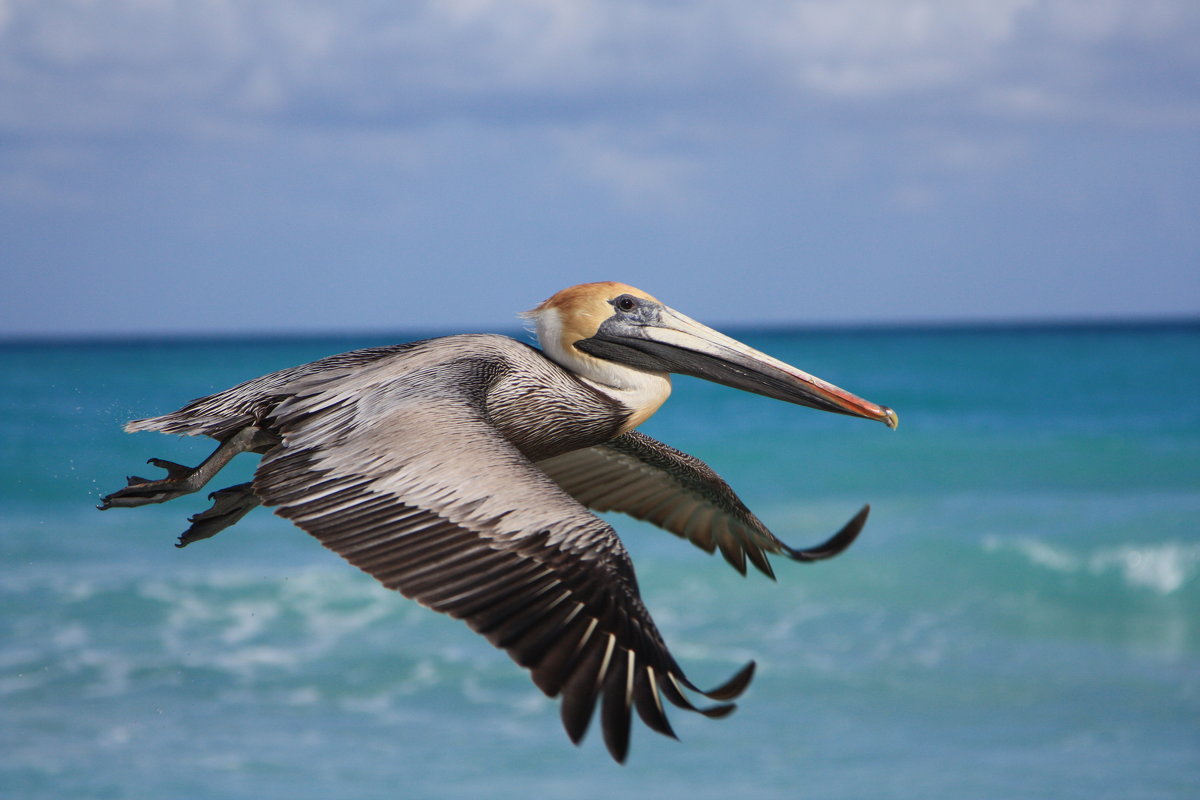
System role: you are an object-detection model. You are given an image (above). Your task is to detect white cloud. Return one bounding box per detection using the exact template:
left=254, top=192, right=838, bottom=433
left=1, top=0, right=1197, bottom=221
left=3, top=0, right=1197, bottom=138
left=741, top=0, right=1033, bottom=95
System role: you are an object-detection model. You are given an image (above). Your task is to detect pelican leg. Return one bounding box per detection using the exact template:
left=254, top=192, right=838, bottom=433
left=98, top=426, right=267, bottom=510
left=176, top=482, right=261, bottom=548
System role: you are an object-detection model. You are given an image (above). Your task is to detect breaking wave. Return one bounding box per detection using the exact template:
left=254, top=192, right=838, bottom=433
left=982, top=536, right=1200, bottom=595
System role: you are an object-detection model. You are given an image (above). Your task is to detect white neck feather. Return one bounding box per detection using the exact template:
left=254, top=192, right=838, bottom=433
left=531, top=307, right=671, bottom=432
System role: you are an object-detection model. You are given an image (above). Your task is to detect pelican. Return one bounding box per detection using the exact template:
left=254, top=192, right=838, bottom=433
left=99, top=282, right=897, bottom=762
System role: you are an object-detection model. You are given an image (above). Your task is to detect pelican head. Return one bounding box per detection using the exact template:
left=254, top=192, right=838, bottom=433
left=524, top=282, right=898, bottom=429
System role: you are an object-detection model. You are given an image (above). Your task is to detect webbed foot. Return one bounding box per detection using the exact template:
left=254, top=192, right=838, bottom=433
left=177, top=483, right=261, bottom=547
left=98, top=458, right=205, bottom=509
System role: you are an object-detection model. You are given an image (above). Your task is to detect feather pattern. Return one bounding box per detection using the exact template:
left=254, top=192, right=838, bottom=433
left=205, top=335, right=754, bottom=762
left=537, top=430, right=844, bottom=578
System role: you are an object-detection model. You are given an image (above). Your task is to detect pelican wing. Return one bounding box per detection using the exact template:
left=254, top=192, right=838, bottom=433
left=536, top=431, right=868, bottom=578
left=250, top=367, right=750, bottom=763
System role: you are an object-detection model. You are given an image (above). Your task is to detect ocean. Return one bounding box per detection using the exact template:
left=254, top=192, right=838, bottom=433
left=2, top=323, right=1197, bottom=799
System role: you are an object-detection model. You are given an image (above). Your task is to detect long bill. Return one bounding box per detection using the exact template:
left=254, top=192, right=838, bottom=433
left=577, top=305, right=899, bottom=428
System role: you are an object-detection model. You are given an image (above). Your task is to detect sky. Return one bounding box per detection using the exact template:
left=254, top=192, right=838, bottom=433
left=1, top=0, right=1198, bottom=337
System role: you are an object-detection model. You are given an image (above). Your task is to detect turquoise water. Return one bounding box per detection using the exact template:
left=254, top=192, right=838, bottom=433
left=2, top=324, right=1198, bottom=799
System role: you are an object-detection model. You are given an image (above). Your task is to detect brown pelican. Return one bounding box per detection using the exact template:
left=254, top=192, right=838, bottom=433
left=99, top=282, right=896, bottom=762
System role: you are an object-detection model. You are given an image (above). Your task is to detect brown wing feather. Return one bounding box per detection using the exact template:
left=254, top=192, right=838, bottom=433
left=537, top=430, right=868, bottom=578
left=251, top=371, right=749, bottom=763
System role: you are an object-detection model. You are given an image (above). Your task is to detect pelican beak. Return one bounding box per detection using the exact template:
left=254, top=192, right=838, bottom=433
left=576, top=303, right=898, bottom=428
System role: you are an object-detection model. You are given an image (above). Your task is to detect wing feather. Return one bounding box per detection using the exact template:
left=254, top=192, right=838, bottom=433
left=251, top=374, right=748, bottom=762
left=537, top=430, right=867, bottom=578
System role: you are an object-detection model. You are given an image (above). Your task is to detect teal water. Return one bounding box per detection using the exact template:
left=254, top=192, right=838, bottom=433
left=2, top=324, right=1198, bottom=799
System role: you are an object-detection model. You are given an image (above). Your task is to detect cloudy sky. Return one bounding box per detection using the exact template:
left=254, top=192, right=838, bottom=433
left=2, top=0, right=1197, bottom=336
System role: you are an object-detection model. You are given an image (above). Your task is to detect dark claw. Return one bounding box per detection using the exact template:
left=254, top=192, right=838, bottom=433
left=147, top=458, right=195, bottom=481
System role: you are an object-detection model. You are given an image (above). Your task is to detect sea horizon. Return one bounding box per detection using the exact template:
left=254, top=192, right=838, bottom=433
left=1, top=312, right=1196, bottom=349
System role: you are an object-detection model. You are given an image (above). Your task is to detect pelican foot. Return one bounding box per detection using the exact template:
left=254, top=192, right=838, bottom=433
left=99, top=426, right=271, bottom=512
left=177, top=483, right=261, bottom=547
left=98, top=458, right=207, bottom=509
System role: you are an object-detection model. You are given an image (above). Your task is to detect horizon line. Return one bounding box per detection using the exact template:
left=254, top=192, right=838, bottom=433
left=2, top=313, right=1197, bottom=347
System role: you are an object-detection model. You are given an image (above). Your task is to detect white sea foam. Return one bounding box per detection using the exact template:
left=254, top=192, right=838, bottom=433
left=131, top=567, right=406, bottom=679
left=984, top=536, right=1200, bottom=595
left=1088, top=543, right=1200, bottom=594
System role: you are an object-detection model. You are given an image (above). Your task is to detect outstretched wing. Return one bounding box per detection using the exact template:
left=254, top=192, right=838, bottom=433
left=536, top=431, right=868, bottom=578
left=251, top=364, right=751, bottom=763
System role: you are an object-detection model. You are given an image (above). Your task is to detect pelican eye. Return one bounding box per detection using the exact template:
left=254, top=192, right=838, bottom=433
left=613, top=294, right=639, bottom=312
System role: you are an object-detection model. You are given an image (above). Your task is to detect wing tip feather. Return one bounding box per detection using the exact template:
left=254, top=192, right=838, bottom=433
left=781, top=504, right=870, bottom=563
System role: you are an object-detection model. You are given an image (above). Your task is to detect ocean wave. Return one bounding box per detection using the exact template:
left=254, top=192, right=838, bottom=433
left=982, top=536, right=1200, bottom=595
left=1, top=566, right=453, bottom=701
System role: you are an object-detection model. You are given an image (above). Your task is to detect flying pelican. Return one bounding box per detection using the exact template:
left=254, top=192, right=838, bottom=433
left=99, top=282, right=897, bottom=762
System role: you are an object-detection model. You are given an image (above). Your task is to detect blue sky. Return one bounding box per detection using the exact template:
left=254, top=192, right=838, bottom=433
left=2, top=0, right=1197, bottom=336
